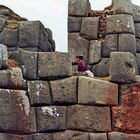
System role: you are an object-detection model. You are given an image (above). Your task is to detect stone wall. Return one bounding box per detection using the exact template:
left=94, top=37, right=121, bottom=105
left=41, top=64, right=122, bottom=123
left=0, top=0, right=140, bottom=139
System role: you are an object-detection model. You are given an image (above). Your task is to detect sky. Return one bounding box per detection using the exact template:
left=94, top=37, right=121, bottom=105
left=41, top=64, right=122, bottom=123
left=0, top=0, right=140, bottom=52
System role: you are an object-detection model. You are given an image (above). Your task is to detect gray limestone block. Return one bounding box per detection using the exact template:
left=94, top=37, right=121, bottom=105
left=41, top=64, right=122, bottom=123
left=118, top=34, right=136, bottom=54
left=106, top=14, right=135, bottom=34
left=0, top=17, right=5, bottom=33
left=53, top=130, right=89, bottom=140
left=133, top=4, right=140, bottom=22
left=0, top=89, right=37, bottom=134
left=45, top=28, right=53, bottom=43
left=68, top=33, right=89, bottom=63
left=92, top=58, right=110, bottom=77
left=102, top=34, right=118, bottom=57
left=38, top=52, right=72, bottom=79
left=110, top=52, right=136, bottom=83
left=68, top=17, right=82, bottom=32
left=68, top=0, right=91, bottom=16
left=36, top=106, right=66, bottom=132
left=80, top=17, right=99, bottom=40
left=136, top=38, right=140, bottom=53
left=108, top=132, right=140, bottom=140
left=135, top=23, right=140, bottom=38
left=32, top=133, right=52, bottom=140
left=89, top=40, right=101, bottom=64
left=19, top=49, right=38, bottom=80
left=136, top=53, right=140, bottom=74
left=27, top=81, right=52, bottom=105
left=78, top=76, right=118, bottom=106
left=67, top=105, right=111, bottom=132
left=112, top=0, right=133, bottom=15
left=0, top=28, right=18, bottom=47
left=0, top=44, right=7, bottom=69
left=50, top=77, right=77, bottom=104
left=0, top=9, right=10, bottom=16
left=90, top=133, right=108, bottom=140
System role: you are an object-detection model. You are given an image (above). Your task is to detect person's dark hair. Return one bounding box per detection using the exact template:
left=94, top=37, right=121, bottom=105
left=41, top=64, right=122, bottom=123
left=76, top=55, right=84, bottom=60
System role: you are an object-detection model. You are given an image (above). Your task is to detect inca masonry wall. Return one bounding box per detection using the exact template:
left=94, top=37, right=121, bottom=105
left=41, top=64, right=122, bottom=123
left=0, top=0, right=140, bottom=139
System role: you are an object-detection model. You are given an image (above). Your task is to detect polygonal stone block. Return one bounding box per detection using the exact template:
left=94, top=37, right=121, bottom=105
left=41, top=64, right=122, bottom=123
left=0, top=44, right=7, bottom=69
left=90, top=133, right=108, bottom=140
left=133, top=4, right=140, bottom=22
left=136, top=38, right=140, bottom=53
left=135, top=23, right=140, bottom=38
left=32, top=133, right=52, bottom=140
left=0, top=17, right=5, bottom=33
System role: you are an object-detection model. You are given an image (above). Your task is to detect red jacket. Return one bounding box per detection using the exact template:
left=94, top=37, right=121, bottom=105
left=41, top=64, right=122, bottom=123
left=78, top=60, right=88, bottom=72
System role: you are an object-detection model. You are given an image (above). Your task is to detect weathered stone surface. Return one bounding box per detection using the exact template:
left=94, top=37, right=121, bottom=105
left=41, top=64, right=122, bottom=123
left=112, top=83, right=140, bottom=132
left=90, top=133, right=107, bottom=140
left=102, top=34, right=117, bottom=57
left=50, top=77, right=77, bottom=104
left=67, top=105, right=111, bottom=132
left=38, top=52, right=72, bottom=79
left=108, top=132, right=140, bottom=140
left=133, top=4, right=140, bottom=22
left=136, top=53, right=140, bottom=74
left=106, top=14, right=135, bottom=34
left=92, top=58, right=110, bottom=77
left=78, top=76, right=118, bottom=105
left=68, top=0, right=91, bottom=16
left=53, top=130, right=89, bottom=140
left=0, top=17, right=5, bottom=32
left=80, top=17, right=99, bottom=40
left=112, top=0, right=133, bottom=15
left=118, top=34, right=136, bottom=54
left=0, top=89, right=36, bottom=133
left=36, top=106, right=66, bottom=132
left=135, top=23, right=140, bottom=38
left=28, top=81, right=52, bottom=105
left=0, top=28, right=18, bottom=47
left=68, top=17, right=82, bottom=32
left=136, top=38, right=140, bottom=53
left=0, top=44, right=7, bottom=69
left=19, top=49, right=38, bottom=80
left=89, top=40, right=101, bottom=64
left=110, top=52, right=136, bottom=83
left=68, top=33, right=89, bottom=63
left=32, top=133, right=52, bottom=140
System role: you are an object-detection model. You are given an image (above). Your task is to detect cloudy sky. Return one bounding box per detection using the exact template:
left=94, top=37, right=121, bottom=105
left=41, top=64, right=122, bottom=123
left=0, top=0, right=140, bottom=52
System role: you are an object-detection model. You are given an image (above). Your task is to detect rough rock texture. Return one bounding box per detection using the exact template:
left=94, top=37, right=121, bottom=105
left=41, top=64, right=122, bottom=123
left=112, top=83, right=140, bottom=132
left=136, top=53, right=140, bottom=74
left=27, top=81, right=52, bottom=105
left=80, top=17, right=99, bottom=40
left=0, top=89, right=36, bottom=133
left=36, top=106, right=66, bottom=132
left=68, top=0, right=91, bottom=16
left=78, top=76, right=118, bottom=105
left=106, top=14, right=135, bottom=34
left=0, top=17, right=5, bottom=33
left=133, top=4, right=140, bottom=22
left=112, top=0, right=133, bottom=15
left=38, top=52, right=72, bottom=79
left=0, top=44, right=7, bottom=69
left=89, top=40, right=101, bottom=64
left=135, top=23, right=140, bottom=38
left=110, top=52, right=136, bottom=83
left=90, top=133, right=108, bottom=140
left=68, top=33, right=89, bottom=63
left=136, top=38, right=140, bottom=53
left=32, top=133, right=53, bottom=140
left=50, top=77, right=77, bottom=104
left=92, top=58, right=110, bottom=77
left=102, top=34, right=118, bottom=57
left=67, top=105, right=111, bottom=132
left=68, top=17, right=82, bottom=32
left=118, top=34, right=136, bottom=54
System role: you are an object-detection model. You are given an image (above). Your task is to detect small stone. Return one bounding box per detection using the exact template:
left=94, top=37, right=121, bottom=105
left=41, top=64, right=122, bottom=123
left=0, top=44, right=7, bottom=69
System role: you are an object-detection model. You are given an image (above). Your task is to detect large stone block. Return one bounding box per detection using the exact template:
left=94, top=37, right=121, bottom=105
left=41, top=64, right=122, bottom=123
left=27, top=81, right=52, bottom=105
left=32, top=133, right=52, bottom=140
left=78, top=76, right=118, bottom=105
left=133, top=4, right=140, bottom=22
left=68, top=33, right=89, bottom=63
left=136, top=38, right=140, bottom=53
left=68, top=0, right=91, bottom=16
left=0, top=18, right=5, bottom=33
left=90, top=133, right=107, bottom=140
left=80, top=17, right=99, bottom=40
left=102, top=34, right=118, bottom=57
left=0, top=89, right=37, bottom=133
left=106, top=14, right=135, bottom=34
left=92, top=58, right=110, bottom=77
left=0, top=28, right=18, bottom=47
left=36, top=106, right=66, bottom=132
left=89, top=40, right=101, bottom=64
left=0, top=44, right=7, bottom=69
left=38, top=52, right=72, bottom=79
left=68, top=17, right=82, bottom=32
left=53, top=130, right=89, bottom=140
left=67, top=105, right=111, bottom=132
left=110, top=52, right=136, bottom=83
left=112, top=0, right=133, bottom=15
left=135, top=23, right=140, bottom=38
left=118, top=34, right=136, bottom=54
left=50, top=77, right=77, bottom=104
left=108, top=132, right=140, bottom=140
